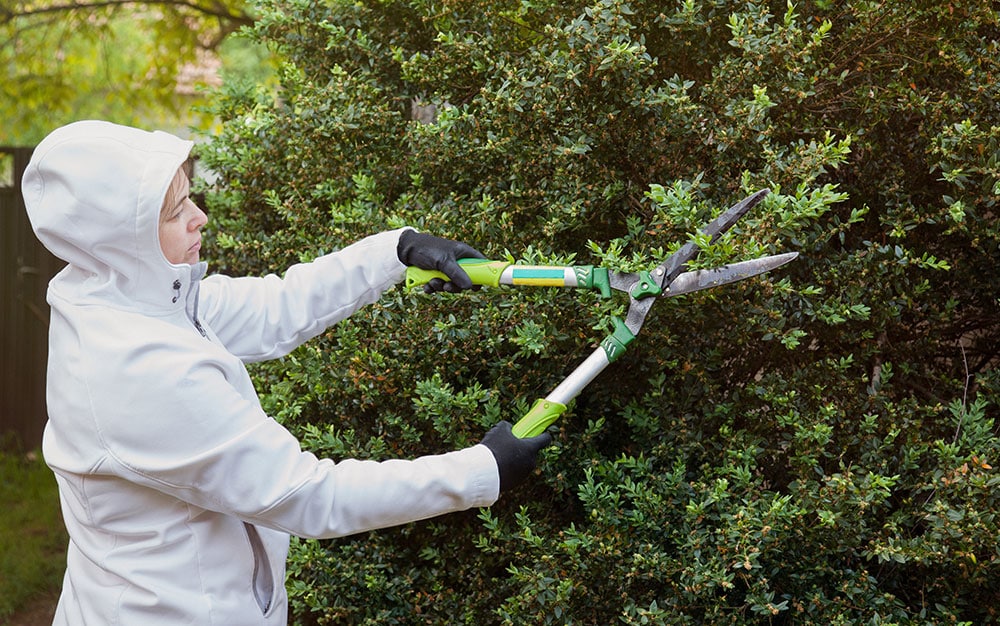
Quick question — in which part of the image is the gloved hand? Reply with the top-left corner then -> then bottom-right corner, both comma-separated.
397,229 -> 486,293
479,421 -> 552,493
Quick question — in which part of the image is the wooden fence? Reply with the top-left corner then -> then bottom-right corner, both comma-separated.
1,146 -> 63,450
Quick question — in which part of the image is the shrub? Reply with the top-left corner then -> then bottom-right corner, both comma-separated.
199,1 -> 1000,623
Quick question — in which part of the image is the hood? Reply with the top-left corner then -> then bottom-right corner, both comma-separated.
22,120 -> 201,311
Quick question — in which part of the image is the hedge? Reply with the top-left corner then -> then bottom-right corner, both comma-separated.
198,1 -> 1000,623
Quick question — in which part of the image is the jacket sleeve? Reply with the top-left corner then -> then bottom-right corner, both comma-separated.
94,353 -> 500,538
199,229 -> 408,363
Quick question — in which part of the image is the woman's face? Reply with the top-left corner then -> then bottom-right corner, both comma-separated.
159,167 -> 208,265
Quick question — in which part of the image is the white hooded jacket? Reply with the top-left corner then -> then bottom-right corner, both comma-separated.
23,121 -> 500,625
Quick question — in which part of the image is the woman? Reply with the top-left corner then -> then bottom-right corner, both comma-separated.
23,120 -> 550,625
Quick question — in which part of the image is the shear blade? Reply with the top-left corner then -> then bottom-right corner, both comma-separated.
655,189 -> 771,288
665,252 -> 798,297
702,188 -> 771,241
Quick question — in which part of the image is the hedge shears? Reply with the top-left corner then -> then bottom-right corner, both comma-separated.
406,189 -> 797,438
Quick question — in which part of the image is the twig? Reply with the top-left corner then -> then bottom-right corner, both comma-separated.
952,340 -> 971,444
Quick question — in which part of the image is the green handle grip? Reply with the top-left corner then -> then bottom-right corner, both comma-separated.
511,398 -> 567,438
405,259 -> 511,290
407,259 -> 614,296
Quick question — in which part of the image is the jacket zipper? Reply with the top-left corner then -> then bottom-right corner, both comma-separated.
175,277 -> 209,339
244,523 -> 275,615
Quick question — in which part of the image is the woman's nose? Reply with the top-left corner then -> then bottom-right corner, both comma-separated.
189,203 -> 208,230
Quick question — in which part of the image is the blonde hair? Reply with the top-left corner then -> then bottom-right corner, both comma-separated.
160,167 -> 189,221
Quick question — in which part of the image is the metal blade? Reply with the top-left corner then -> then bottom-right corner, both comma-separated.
664,252 -> 798,297
607,269 -> 639,294
702,188 -> 771,241
655,189 -> 771,288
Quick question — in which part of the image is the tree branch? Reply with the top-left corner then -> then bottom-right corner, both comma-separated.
2,0 -> 254,28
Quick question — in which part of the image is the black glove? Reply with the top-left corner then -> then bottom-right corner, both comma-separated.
480,421 -> 552,493
397,229 -> 486,293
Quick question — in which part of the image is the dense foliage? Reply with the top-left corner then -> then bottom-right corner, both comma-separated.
198,0 -> 1000,623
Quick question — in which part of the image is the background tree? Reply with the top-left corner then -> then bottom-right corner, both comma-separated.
0,0 -> 261,144
198,0 -> 1000,623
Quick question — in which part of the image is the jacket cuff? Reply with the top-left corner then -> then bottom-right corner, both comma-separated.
469,443 -> 502,504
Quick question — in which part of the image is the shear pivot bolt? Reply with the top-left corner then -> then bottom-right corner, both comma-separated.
630,271 -> 663,299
